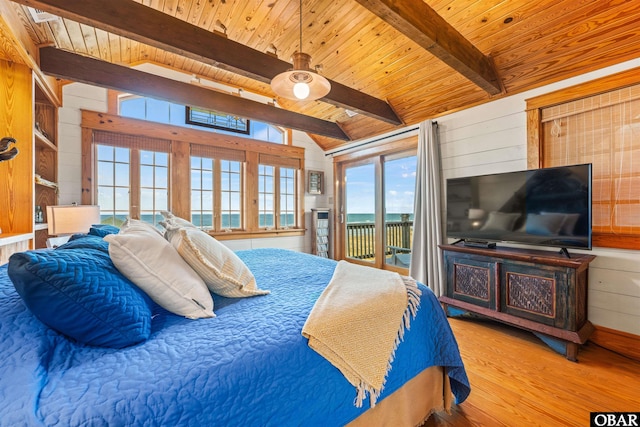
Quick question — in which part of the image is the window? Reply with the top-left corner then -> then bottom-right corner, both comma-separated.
258,154 -> 301,230
82,109 -> 304,239
257,165 -> 296,229
190,156 -> 214,229
119,95 -> 284,144
258,165 -> 274,228
526,69 -> 640,249
96,145 -> 130,226
190,156 -> 244,231
91,131 -> 171,228
186,107 -> 250,135
280,167 -> 296,228
139,150 -> 169,226
220,160 -> 243,230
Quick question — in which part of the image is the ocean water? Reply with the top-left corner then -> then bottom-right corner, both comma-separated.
100,213 -> 293,228
347,213 -> 414,223
100,213 -> 413,227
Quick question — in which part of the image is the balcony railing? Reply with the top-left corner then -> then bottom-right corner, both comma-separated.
346,217 -> 413,265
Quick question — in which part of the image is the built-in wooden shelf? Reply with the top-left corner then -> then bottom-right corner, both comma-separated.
34,223 -> 48,231
34,128 -> 57,151
33,81 -> 59,249
35,179 -> 58,190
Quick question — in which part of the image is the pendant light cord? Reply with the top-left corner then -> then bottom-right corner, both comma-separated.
299,0 -> 302,53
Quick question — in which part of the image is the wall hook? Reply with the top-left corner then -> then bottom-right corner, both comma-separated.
0,137 -> 18,162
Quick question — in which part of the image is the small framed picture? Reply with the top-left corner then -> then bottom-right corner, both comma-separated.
307,170 -> 324,195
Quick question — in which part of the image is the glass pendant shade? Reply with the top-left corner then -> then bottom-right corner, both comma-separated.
271,52 -> 331,101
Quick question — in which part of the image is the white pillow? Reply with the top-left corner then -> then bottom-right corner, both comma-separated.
122,217 -> 165,235
164,225 -> 270,298
480,211 -> 521,231
161,211 -> 197,228
541,212 -> 580,235
524,213 -> 565,235
104,219 -> 214,319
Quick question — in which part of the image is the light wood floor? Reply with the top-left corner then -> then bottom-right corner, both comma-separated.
424,318 -> 640,427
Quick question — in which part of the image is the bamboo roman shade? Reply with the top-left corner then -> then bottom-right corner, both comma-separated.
258,153 -> 301,169
541,85 -> 640,238
190,144 -> 246,162
93,131 -> 170,152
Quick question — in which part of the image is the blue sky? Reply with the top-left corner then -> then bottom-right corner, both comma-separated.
345,156 -> 417,214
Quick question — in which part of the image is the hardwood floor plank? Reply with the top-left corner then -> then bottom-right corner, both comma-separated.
424,318 -> 640,426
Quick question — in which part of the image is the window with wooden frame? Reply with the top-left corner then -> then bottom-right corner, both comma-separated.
94,131 -> 170,228
258,153 -> 301,230
118,94 -> 284,143
190,144 -> 246,231
96,144 -> 130,226
186,106 -> 250,135
190,155 -> 214,229
82,110 -> 304,239
526,68 -> 640,249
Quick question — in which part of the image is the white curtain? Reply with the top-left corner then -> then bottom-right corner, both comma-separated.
409,120 -> 445,296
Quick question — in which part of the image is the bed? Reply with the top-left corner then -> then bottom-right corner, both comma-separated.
0,228 -> 469,426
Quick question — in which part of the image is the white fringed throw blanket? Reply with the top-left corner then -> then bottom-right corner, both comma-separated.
302,260 -> 421,408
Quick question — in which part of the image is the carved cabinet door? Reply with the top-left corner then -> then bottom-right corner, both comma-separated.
445,254 -> 498,310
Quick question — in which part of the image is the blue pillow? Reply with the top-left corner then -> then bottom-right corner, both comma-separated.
8,248 -> 152,348
89,224 -> 120,238
60,234 -> 110,253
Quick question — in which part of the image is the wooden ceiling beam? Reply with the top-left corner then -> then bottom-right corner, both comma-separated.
39,47 -> 350,141
11,0 -> 402,126
355,0 -> 503,96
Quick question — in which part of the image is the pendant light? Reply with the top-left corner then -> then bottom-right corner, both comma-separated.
270,0 -> 331,101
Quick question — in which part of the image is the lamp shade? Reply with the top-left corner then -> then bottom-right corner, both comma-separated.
47,205 -> 101,235
271,52 -> 331,101
468,208 -> 486,220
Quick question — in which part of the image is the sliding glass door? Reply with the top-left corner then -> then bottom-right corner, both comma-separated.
335,140 -> 417,271
383,154 -> 417,268
344,162 -> 378,264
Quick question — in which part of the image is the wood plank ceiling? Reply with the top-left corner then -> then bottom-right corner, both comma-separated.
4,0 -> 640,151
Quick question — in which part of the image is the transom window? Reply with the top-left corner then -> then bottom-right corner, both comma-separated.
119,95 -> 284,144
186,107 -> 250,135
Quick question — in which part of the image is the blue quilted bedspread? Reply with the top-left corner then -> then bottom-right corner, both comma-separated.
0,248 -> 469,426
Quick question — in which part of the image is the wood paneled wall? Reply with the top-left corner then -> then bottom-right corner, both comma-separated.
0,60 -> 33,237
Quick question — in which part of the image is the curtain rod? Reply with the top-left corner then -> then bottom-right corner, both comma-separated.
325,121 -> 437,157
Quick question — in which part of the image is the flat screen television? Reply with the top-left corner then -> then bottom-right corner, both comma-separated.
446,164 -> 592,251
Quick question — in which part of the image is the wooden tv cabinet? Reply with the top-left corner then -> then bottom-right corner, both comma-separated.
439,243 -> 596,361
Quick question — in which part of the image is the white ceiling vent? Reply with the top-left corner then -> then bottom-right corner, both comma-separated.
28,7 -> 60,23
